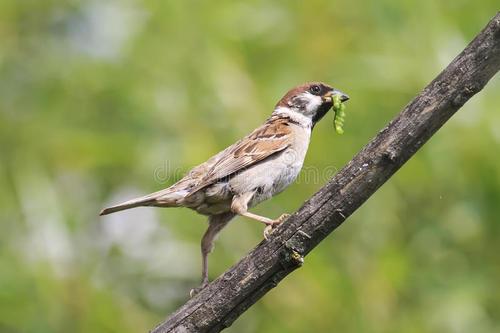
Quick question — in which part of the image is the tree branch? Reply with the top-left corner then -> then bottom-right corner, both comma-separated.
152,13 -> 500,333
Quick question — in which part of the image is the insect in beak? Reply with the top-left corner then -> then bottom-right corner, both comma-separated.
323,90 -> 350,103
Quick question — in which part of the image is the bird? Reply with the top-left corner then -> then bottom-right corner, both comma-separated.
100,82 -> 349,293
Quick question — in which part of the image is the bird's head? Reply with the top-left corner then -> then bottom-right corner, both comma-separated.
273,82 -> 349,127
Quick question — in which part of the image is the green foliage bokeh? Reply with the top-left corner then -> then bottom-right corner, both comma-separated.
1,1 -> 499,332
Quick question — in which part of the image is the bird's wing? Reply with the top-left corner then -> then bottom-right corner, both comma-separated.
189,117 -> 293,193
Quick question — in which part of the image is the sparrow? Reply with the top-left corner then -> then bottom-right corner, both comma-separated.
100,82 -> 349,292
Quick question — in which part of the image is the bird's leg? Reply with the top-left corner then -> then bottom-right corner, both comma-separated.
190,212 -> 234,298
231,193 -> 290,239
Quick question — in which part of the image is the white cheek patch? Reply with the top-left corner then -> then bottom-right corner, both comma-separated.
273,106 -> 313,128
297,92 -> 323,116
273,91 -> 324,127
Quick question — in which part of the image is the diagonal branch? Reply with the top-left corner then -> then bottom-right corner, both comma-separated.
152,13 -> 500,333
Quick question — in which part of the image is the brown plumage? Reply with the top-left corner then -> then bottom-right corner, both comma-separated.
100,82 -> 349,294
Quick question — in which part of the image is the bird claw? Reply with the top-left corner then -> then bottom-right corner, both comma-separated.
263,225 -> 274,240
263,213 -> 291,240
276,213 -> 291,224
189,281 -> 208,298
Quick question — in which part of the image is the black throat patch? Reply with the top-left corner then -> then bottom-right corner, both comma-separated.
312,102 -> 333,125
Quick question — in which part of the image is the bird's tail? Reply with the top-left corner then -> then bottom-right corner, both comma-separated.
99,188 -> 185,216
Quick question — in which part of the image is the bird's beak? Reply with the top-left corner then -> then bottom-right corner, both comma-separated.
323,89 -> 350,103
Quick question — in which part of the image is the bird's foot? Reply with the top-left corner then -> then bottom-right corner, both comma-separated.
263,213 -> 291,240
189,281 -> 209,298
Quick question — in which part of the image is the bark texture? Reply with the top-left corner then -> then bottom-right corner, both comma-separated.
152,13 -> 500,333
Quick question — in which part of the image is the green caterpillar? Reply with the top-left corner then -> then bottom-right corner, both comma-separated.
332,94 -> 347,135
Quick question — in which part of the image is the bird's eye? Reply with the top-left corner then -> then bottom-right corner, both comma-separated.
310,85 -> 321,95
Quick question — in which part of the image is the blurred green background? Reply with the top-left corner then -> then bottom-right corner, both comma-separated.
1,1 -> 499,332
